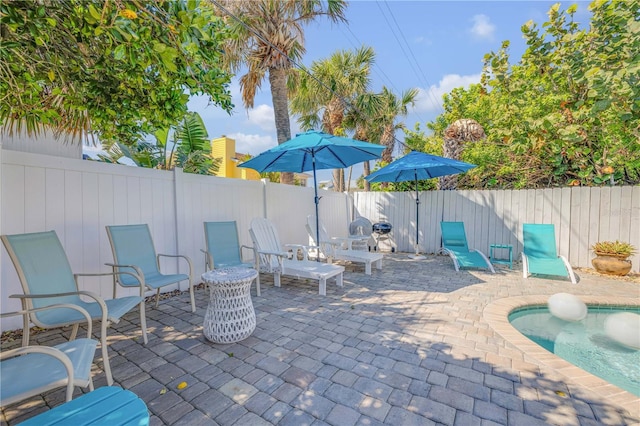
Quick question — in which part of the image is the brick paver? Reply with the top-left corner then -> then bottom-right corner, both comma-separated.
1,254 -> 638,425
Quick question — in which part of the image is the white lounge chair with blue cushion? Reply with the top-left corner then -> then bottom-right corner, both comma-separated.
1,231 -> 144,386
0,305 -> 98,406
106,224 -> 195,313
202,221 -> 254,271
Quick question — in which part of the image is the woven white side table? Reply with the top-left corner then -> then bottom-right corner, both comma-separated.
201,268 -> 258,344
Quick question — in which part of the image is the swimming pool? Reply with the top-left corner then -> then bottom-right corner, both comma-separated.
509,305 -> 640,397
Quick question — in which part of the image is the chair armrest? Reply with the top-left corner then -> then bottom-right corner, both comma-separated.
256,249 -> 289,258
10,290 -> 109,326
0,345 -> 76,402
240,244 -> 254,260
201,249 -> 213,270
104,263 -> 146,297
157,254 -> 193,281
1,304 -> 94,338
284,244 -> 319,262
76,270 -> 142,284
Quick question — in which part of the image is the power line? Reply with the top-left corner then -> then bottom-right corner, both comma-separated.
381,1 -> 444,116
210,0 -> 412,154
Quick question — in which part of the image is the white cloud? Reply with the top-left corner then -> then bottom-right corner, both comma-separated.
413,73 -> 482,112
228,132 -> 276,156
246,104 -> 276,131
469,14 -> 495,40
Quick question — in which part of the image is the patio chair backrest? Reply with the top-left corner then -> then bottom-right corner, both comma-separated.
249,218 -> 282,270
1,231 -> 82,313
306,215 -> 331,245
523,224 -> 558,259
440,222 -> 470,252
204,221 -> 242,268
106,224 -> 159,285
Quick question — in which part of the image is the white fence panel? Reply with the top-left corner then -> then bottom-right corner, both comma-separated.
177,172 -> 265,279
265,181 -> 315,246
354,186 -> 640,273
2,148 -> 639,332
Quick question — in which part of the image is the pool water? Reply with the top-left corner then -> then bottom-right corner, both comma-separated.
509,306 -> 640,396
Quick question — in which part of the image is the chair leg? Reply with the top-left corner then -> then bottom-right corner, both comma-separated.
319,278 -> 327,296
365,261 -> 372,275
189,282 -> 196,313
139,300 -> 148,345
101,320 -> 113,386
22,314 -> 30,347
69,324 -> 79,341
88,377 -> 94,391
154,289 -> 160,308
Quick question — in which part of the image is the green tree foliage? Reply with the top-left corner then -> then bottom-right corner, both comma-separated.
212,0 -> 347,185
426,0 -> 639,189
1,0 -> 233,144
96,111 -> 220,175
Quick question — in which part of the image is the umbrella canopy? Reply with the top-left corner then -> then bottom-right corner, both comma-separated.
366,151 -> 476,257
239,130 -> 384,250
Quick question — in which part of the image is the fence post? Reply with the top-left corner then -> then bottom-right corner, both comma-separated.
173,167 -> 187,289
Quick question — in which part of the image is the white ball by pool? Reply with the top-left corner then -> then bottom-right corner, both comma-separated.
605,312 -> 640,350
547,293 -> 587,322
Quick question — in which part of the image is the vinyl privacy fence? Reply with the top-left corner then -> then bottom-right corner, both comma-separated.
353,186 -> 640,273
1,148 -> 638,330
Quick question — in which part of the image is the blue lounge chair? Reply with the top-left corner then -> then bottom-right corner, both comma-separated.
202,221 -> 254,271
522,224 -> 577,284
1,231 -> 144,386
1,305 -> 97,406
106,224 -> 195,313
440,222 -> 495,273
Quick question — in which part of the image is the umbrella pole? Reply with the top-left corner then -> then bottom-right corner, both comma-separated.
313,154 -> 321,262
409,172 -> 426,260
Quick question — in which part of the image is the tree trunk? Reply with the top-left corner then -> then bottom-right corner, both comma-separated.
269,67 -> 294,185
439,119 -> 486,190
380,124 -> 394,163
363,160 -> 371,191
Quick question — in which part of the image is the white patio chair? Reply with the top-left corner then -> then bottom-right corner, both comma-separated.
249,217 -> 344,296
306,215 -> 383,275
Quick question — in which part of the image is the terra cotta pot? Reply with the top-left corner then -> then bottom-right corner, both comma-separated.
592,254 -> 632,276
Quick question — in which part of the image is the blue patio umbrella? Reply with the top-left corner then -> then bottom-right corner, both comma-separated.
238,130 -> 384,250
366,151 -> 476,258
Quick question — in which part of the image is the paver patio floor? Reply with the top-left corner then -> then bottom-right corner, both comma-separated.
2,253 -> 639,425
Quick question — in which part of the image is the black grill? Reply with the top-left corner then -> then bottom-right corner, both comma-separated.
372,222 -> 392,235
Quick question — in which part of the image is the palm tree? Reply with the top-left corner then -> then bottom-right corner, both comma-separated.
212,0 -> 347,185
377,87 -> 419,164
289,46 -> 375,191
98,112 -> 220,175
343,92 -> 384,191
439,118 -> 485,189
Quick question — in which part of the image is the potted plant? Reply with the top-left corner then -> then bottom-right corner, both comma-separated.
591,241 -> 636,276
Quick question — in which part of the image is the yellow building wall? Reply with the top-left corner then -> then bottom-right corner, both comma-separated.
211,136 -> 260,181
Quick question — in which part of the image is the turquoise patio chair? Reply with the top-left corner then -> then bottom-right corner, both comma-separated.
1,304 -> 97,406
440,222 -> 495,273
522,223 -> 577,284
1,231 -> 144,386
202,221 -> 254,271
106,224 -> 195,313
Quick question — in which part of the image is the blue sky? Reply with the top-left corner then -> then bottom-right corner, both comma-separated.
86,1 -> 592,182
